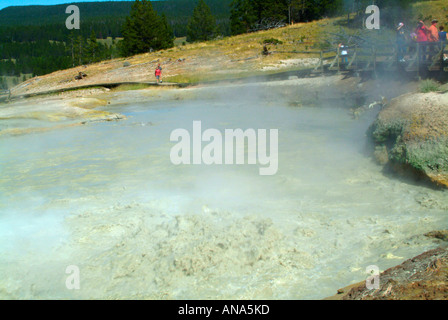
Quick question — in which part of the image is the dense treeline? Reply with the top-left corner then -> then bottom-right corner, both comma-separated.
0,16 -> 230,42
229,0 -> 349,35
229,0 -> 422,35
0,0 -> 232,38
0,19 -> 124,43
0,40 -> 70,76
0,31 -> 120,78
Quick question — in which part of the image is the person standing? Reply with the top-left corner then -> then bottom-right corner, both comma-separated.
440,26 -> 448,62
428,19 -> 440,56
396,22 -> 407,62
439,26 -> 447,42
415,21 -> 429,61
155,63 -> 162,84
428,19 -> 439,42
415,21 -> 428,42
339,43 -> 348,64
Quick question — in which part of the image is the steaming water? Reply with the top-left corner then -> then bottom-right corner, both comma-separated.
0,81 -> 447,299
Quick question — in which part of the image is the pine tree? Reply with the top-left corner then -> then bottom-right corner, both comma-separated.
255,0 -> 288,24
67,31 -> 76,67
159,13 -> 174,49
87,30 -> 99,63
230,0 -> 257,35
75,35 -> 85,66
187,0 -> 217,42
121,0 -> 174,56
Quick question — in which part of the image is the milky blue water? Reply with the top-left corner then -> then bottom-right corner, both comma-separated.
0,83 -> 446,299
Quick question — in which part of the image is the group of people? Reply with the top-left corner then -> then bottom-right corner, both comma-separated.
412,19 -> 446,42
336,19 -> 447,66
397,19 -> 447,62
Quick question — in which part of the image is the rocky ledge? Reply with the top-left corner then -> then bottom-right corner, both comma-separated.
342,246 -> 448,300
369,90 -> 448,187
0,97 -> 125,137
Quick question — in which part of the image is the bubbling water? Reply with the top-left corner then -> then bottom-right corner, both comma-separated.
0,80 -> 446,299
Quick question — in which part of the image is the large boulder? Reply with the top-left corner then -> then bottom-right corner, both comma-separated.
368,91 -> 448,187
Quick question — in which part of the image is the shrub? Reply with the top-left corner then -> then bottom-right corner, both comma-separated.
263,38 -> 283,45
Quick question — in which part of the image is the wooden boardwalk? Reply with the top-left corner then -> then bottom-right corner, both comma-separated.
311,41 -> 448,77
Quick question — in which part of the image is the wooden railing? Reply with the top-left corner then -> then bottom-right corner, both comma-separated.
316,42 -> 448,75
274,42 -> 448,75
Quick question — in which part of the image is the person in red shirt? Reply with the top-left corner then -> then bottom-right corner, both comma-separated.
155,64 -> 162,84
415,21 -> 429,61
415,21 -> 428,42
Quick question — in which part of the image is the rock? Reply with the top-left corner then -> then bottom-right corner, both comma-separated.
368,92 -> 448,187
425,230 -> 448,242
123,61 -> 131,67
341,248 -> 448,300
415,193 -> 448,210
74,72 -> 87,80
373,145 -> 389,165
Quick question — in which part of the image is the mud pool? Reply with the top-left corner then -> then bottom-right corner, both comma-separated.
0,80 -> 447,299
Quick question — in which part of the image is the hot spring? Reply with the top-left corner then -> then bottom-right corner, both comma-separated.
0,77 -> 447,299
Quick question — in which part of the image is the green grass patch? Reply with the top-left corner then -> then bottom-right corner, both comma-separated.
165,64 -> 315,84
174,37 -> 187,46
420,79 -> 440,93
112,83 -> 152,91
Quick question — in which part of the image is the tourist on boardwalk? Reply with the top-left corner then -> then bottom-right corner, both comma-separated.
396,22 -> 407,62
339,43 -> 348,65
428,19 -> 439,42
440,26 -> 447,62
415,21 -> 428,42
439,26 -> 447,42
415,21 -> 429,61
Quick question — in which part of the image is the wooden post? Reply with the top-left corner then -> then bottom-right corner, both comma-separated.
396,43 -> 399,63
320,50 -> 324,74
373,46 -> 377,76
440,42 -> 444,73
443,42 -> 447,72
417,42 -> 420,79
337,46 -> 340,73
